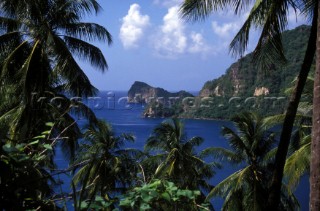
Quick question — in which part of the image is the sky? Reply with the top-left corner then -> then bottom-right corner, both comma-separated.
81,0 -> 307,92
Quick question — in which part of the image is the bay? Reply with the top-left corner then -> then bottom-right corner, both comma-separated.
55,91 -> 309,210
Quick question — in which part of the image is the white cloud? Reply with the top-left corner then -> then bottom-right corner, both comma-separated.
188,32 -> 210,54
153,6 -> 187,58
205,12 -> 251,56
120,4 -> 150,49
153,0 -> 183,8
152,6 -> 211,59
212,21 -> 240,38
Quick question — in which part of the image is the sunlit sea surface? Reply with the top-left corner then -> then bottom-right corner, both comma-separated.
55,91 -> 309,210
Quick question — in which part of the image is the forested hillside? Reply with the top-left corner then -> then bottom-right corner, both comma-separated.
182,25 -> 314,119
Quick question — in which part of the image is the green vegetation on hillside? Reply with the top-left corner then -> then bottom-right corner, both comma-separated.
135,26 -> 314,120
0,0 -> 315,209
182,25 -> 314,119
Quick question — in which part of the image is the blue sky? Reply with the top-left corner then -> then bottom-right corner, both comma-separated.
82,0 -> 307,92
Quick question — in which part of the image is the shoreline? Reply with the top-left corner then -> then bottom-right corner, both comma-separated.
142,115 -> 229,122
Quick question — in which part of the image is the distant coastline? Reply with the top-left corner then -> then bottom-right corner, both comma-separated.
99,25 -> 312,121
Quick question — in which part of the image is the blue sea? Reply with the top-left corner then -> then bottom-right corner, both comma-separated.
55,91 -> 309,210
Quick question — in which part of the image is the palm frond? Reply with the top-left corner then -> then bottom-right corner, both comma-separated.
280,183 -> 300,210
19,42 -> 51,99
64,36 -> 108,70
0,104 -> 22,138
285,76 -> 314,98
180,0 -> 216,22
0,1 -> 24,18
142,154 -> 167,172
69,99 -> 98,125
222,189 -> 244,211
0,16 -> 20,31
222,126 -> 250,156
206,166 -> 251,200
180,0 -> 254,22
229,0 -> 265,57
154,148 -> 178,177
251,0 -> 293,69
65,0 -> 103,17
2,40 -> 29,78
73,119 -> 139,198
0,32 -> 22,59
145,136 -> 167,152
52,35 -> 97,97
183,136 -> 203,153
63,22 -> 112,44
284,135 -> 310,189
201,147 -> 243,164
299,0 -> 317,19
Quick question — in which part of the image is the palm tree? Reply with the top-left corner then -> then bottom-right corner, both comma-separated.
144,118 -> 217,205
180,0 -> 318,208
310,1 -> 320,209
284,132 -> 311,189
72,120 -> 139,209
205,112 -> 298,210
264,102 -> 312,191
0,0 -> 112,156
263,76 -> 313,190
0,1 -> 113,208
0,0 -> 111,96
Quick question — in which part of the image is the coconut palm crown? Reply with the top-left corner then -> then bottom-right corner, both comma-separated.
204,112 -> 298,210
0,0 -> 112,153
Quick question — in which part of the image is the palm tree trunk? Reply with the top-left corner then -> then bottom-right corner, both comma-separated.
267,4 -> 318,209
310,2 -> 320,210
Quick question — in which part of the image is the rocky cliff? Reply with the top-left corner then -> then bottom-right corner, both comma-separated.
127,81 -> 194,118
199,25 -> 312,99
184,25 -> 313,119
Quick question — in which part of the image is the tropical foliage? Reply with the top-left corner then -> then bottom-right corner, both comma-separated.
0,0 -> 111,152
0,0 -> 112,209
0,123 -> 59,209
271,76 -> 313,189
181,25 -> 313,120
119,179 -> 210,211
180,0 -> 319,208
144,119 -> 217,192
0,0 -> 316,210
204,112 -> 298,210
72,120 -> 139,209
